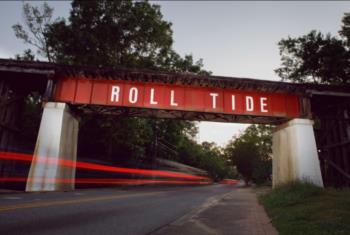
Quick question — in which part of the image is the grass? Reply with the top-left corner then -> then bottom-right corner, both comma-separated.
259,181 -> 350,235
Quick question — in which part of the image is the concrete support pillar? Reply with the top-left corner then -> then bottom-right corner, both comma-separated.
272,118 -> 323,188
26,102 -> 79,192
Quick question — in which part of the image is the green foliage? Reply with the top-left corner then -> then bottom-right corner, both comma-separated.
225,124 -> 273,184
199,142 -> 228,181
46,1 -> 170,68
13,0 -> 211,74
177,140 -> 233,181
260,181 -> 350,235
78,115 -> 153,164
275,13 -> 350,84
155,119 -> 198,161
44,0 -> 211,75
229,140 -> 259,183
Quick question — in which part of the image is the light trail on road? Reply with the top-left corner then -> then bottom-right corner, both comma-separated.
0,151 -> 211,185
0,177 -> 212,185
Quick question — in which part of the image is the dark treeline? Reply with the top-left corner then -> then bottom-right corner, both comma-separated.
275,12 -> 350,84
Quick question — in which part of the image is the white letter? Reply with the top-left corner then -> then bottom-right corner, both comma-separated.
170,90 -> 178,106
150,88 -> 158,105
210,93 -> 219,109
246,96 -> 254,111
129,87 -> 138,104
110,86 -> 120,102
231,95 -> 235,111
260,97 -> 268,112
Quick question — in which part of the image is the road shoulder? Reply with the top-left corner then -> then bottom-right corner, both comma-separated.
150,185 -> 278,235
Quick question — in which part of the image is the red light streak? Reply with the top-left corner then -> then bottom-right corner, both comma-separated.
0,177 -> 211,185
0,151 -> 209,180
219,179 -> 239,185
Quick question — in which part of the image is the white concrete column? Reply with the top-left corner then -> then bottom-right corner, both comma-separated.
26,102 -> 79,192
272,118 -> 323,188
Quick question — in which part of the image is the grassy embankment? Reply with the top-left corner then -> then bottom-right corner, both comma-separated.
259,182 -> 350,235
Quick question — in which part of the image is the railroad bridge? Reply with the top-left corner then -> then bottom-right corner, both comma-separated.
0,59 -> 349,191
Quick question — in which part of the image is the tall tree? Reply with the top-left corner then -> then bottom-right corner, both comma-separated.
225,125 -> 273,185
12,2 -> 57,61
275,13 -> 350,84
46,1 -> 170,68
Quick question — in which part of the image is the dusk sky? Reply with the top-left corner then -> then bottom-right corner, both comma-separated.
0,1 -> 349,146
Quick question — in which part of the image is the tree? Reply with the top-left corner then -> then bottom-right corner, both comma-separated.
177,140 -> 232,181
43,0 -> 211,76
45,1 -> 169,68
13,1 -> 211,73
199,142 -> 228,181
275,13 -> 350,84
15,49 -> 35,61
12,2 -> 57,61
229,140 -> 259,185
225,125 -> 273,185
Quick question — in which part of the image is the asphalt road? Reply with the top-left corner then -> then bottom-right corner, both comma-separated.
0,184 -> 236,235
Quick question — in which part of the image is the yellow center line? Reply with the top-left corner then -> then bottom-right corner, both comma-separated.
0,191 -> 163,212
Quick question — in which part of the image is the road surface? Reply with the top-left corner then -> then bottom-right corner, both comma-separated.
0,184 -> 236,235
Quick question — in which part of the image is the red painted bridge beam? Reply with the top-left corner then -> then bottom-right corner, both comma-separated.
54,77 -> 301,118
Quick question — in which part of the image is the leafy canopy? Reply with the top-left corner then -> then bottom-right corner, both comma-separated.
275,12 -> 350,84
225,125 -> 273,185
